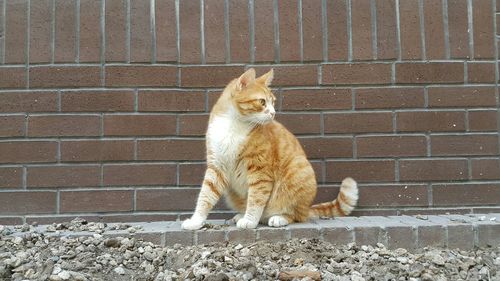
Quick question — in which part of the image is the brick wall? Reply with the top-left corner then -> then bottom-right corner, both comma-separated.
0,0 -> 499,225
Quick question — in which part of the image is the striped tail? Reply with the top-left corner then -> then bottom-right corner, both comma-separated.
310,177 -> 358,218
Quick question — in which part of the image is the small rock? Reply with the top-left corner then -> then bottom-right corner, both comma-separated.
104,238 -> 120,248
57,270 -> 71,280
114,266 -> 126,275
235,244 -> 243,250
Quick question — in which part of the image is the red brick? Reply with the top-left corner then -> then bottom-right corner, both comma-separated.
276,113 -> 321,135
136,189 -> 203,211
61,90 -> 135,112
399,0 -> 422,59
54,0 -> 76,62
327,0 -> 348,61
399,159 -> 468,181
473,0 -> 495,58
29,0 -> 51,63
468,110 -> 498,132
0,217 -> 23,225
28,115 -> 100,137
351,0 -> 373,60
302,0 -> 323,61
27,165 -> 100,188
376,0 -> 398,59
103,164 -> 176,186
138,90 -> 205,112
0,91 -> 57,112
60,140 -> 134,162
324,112 -> 393,133
471,159 -> 500,180
105,0 -> 127,62
179,163 -> 205,186
105,65 -> 177,87
395,62 -> 464,84
322,63 -> 392,85
60,190 -> 133,212
298,137 -> 353,159
5,0 -> 27,63
357,136 -> 427,157
0,141 -> 57,164
423,0 -> 445,59
0,167 -> 23,189
0,192 -> 56,215
30,66 -> 101,88
431,135 -> 498,156
396,111 -> 466,132
104,115 -> 176,136
254,65 -> 318,86
204,0 -> 226,63
130,0 -> 151,62
178,114 -> 209,136
0,67 -> 27,88
281,88 -> 351,111
180,66 -> 244,87
467,62 -> 496,83
179,0 -> 201,63
325,160 -> 395,183
79,0 -> 101,62
355,87 -> 425,109
432,183 -> 500,206
428,86 -> 497,107
0,115 -> 25,137
254,0 -> 275,62
278,0 -> 300,61
229,0 -> 250,62
357,184 -> 428,207
137,139 -> 205,161
447,0 -> 469,58
155,0 -> 177,62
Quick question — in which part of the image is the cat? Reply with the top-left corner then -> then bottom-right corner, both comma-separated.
181,68 -> 358,230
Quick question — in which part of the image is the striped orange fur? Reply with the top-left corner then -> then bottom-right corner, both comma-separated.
181,69 -> 359,230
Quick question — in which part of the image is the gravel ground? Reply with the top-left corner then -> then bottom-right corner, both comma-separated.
1,219 -> 499,281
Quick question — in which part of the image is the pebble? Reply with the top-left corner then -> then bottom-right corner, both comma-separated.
57,270 -> 71,280
114,266 -> 125,275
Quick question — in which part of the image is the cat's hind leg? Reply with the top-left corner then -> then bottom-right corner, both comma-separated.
268,215 -> 292,227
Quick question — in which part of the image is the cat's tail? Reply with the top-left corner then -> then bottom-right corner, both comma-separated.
309,177 -> 358,218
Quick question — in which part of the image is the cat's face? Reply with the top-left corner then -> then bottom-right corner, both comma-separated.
232,69 -> 276,124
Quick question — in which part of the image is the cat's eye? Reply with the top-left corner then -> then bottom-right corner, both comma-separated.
259,99 -> 266,106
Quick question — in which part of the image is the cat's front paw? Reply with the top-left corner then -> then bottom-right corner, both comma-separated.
236,217 -> 258,229
230,213 -> 244,224
182,217 -> 204,230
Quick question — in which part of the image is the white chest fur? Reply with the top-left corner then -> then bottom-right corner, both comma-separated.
207,115 -> 253,173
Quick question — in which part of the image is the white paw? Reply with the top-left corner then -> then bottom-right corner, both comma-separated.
268,215 -> 289,227
231,213 -> 244,224
236,217 -> 258,229
181,217 -> 204,230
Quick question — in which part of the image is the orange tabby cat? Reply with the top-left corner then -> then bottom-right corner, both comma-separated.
181,68 -> 358,230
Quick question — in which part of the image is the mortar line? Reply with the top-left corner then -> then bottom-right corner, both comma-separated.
56,190 -> 60,214
492,0 -> 500,156
394,159 -> 400,182
126,0 -> 130,63
1,0 -> 6,64
442,0 -> 450,59
467,158 -> 472,180
467,0 -> 474,59
100,0 -> 105,85
273,0 -> 280,63
371,0 -> 377,60
249,0 -> 255,63
395,0 -> 401,61
26,0 -> 30,89
22,166 -> 27,190
50,0 -> 56,64
224,0 -> 230,63
298,0 -> 303,62
321,0 -> 327,62
175,0 -> 180,62
464,61 -> 468,83
75,0 -> 80,63
150,0 -> 156,63
464,109 -> 470,132
418,0 -> 426,60
200,0 -> 205,64
347,0 -> 352,61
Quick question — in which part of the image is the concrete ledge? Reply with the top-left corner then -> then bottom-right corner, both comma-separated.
5,213 -> 500,250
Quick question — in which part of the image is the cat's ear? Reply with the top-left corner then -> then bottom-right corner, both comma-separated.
256,69 -> 274,87
236,68 -> 256,91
